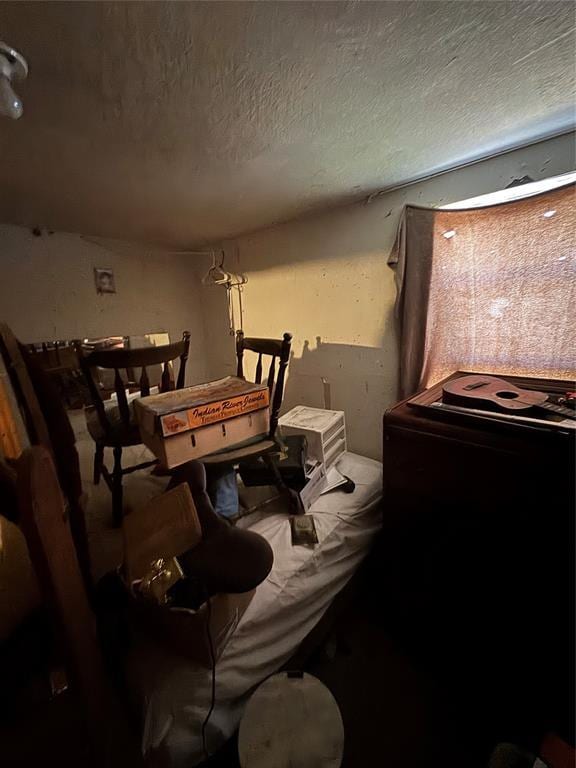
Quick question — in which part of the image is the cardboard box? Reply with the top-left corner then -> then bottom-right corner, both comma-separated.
139,408 -> 270,469
135,376 -> 269,437
134,376 -> 270,468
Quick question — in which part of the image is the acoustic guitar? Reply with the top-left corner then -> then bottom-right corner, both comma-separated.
443,375 -> 576,421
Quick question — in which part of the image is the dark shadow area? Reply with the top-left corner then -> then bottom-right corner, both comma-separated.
279,333 -> 398,460
203,545 -> 489,768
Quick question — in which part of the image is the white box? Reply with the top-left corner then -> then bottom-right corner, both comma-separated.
279,406 -> 347,469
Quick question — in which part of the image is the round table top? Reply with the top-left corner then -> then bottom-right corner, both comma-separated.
238,672 -> 344,768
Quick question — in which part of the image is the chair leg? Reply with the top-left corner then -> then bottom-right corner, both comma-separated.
93,443 -> 104,485
263,454 -> 302,514
112,446 -> 124,526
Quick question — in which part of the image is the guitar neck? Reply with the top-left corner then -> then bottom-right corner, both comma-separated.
537,401 -> 576,421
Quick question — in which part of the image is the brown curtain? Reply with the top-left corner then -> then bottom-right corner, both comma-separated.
388,184 -> 576,398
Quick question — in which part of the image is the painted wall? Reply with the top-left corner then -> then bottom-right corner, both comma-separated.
200,134 -> 575,460
0,225 -> 208,383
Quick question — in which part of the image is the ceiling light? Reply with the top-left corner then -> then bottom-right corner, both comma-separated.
543,210 -> 556,218
0,41 -> 28,120
443,230 -> 456,239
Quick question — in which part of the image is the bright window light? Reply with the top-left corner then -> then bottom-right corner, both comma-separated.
439,171 -> 576,210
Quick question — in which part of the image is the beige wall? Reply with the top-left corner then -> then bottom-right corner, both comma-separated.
0,225 -> 208,383
200,134 -> 575,460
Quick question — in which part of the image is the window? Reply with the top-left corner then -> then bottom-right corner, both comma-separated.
424,182 -> 575,388
440,171 -> 576,210
389,180 -> 575,397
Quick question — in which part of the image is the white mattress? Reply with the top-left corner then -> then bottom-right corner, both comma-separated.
128,452 -> 383,767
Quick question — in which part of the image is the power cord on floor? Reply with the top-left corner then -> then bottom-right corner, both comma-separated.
201,594 -> 216,761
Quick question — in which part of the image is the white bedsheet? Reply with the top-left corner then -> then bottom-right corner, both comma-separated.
128,452 -> 383,767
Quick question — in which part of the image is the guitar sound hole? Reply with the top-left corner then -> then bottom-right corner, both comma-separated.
496,390 -> 519,400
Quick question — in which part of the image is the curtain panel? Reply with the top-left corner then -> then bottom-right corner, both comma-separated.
388,184 -> 576,399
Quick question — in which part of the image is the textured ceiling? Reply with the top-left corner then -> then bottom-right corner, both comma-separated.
0,1 -> 574,248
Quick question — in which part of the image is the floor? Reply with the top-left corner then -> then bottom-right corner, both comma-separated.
70,408 -> 169,580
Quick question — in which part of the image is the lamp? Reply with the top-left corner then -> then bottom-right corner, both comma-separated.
0,42 -> 28,120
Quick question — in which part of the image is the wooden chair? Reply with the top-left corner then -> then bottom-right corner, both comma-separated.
202,330 -> 292,466
16,445 -> 141,767
202,331 -> 296,511
0,322 -> 92,591
26,339 -> 88,409
77,332 -> 190,524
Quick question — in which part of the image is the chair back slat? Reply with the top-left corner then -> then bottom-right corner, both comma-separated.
176,331 -> 190,389
236,332 -> 245,379
267,356 -> 276,394
114,369 -> 131,426
161,361 -> 174,392
255,353 -> 263,384
76,332 -> 190,440
235,330 -> 292,437
139,366 -> 150,397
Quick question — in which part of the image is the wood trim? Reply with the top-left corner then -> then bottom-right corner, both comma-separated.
0,323 -> 52,452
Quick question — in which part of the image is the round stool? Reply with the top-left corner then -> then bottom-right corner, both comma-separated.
238,672 -> 344,768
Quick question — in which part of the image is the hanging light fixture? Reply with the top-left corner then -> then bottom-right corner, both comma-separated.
0,41 -> 28,119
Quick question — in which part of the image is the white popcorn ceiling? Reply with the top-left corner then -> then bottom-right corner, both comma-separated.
0,1 -> 574,248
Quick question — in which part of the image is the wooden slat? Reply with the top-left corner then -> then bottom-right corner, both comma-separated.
85,340 -> 187,370
270,333 -> 292,437
236,330 -> 245,378
176,331 -> 190,390
161,361 -> 173,392
0,323 -> 52,451
267,356 -> 276,394
139,366 -> 150,397
17,446 -> 143,767
255,353 -> 263,384
0,377 -> 22,459
114,369 -> 131,426
242,337 -> 285,357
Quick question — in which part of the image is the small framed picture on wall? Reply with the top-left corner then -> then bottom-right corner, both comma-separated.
94,267 -> 116,294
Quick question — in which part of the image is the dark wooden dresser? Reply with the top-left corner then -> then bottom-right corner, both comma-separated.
380,374 -> 575,752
